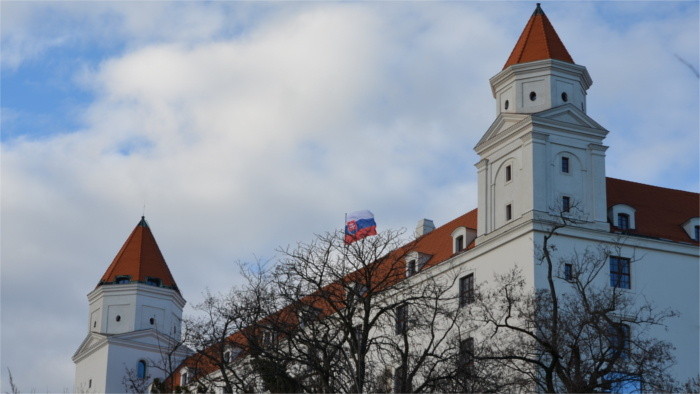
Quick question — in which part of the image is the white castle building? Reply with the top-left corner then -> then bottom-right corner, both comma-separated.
74,4 -> 699,392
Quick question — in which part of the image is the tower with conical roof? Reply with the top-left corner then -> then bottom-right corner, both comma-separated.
73,217 -> 190,393
475,3 -> 609,241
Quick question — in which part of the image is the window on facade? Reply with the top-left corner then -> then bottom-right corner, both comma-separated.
610,257 -> 631,289
561,157 -> 570,173
299,305 -> 321,327
609,323 -> 630,359
180,369 -> 190,386
145,277 -> 161,287
393,365 -> 411,393
224,350 -> 232,363
505,165 -> 512,182
149,317 -> 155,325
564,263 -> 573,282
88,379 -> 92,389
506,204 -> 512,221
695,225 -> 699,241
455,235 -> 465,252
562,196 -> 571,212
262,330 -> 275,347
406,260 -> 416,277
137,360 -> 147,379
458,338 -> 475,380
617,213 -> 630,230
395,304 -> 408,335
459,274 -> 475,307
115,275 -> 130,284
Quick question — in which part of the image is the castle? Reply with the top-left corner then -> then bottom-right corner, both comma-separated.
74,4 -> 699,392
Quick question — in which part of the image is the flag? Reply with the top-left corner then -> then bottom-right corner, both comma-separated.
345,210 -> 377,244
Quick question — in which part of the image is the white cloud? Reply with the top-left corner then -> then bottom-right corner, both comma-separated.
1,2 -> 698,392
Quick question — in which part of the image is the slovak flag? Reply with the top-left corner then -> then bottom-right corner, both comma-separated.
345,210 -> 377,244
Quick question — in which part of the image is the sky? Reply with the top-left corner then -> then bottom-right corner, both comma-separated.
1,1 -> 698,392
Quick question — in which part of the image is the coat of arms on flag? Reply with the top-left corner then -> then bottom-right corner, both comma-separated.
345,210 -> 377,244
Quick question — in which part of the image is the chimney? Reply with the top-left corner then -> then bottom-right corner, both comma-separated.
415,219 -> 435,237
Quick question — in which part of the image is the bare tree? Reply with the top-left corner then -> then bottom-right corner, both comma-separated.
471,212 -> 678,392
181,229 -> 470,393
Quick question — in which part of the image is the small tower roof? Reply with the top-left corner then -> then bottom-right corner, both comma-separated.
503,3 -> 574,69
98,216 -> 179,292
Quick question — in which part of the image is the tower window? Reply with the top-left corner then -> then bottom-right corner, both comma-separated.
505,165 -> 512,182
137,360 -> 147,379
617,213 -> 630,230
145,277 -> 161,287
116,315 -> 121,322
561,157 -> 570,173
610,257 -> 631,289
529,91 -> 537,101
506,204 -> 512,221
93,321 -> 96,328
561,92 -> 568,102
89,379 -> 92,389
695,225 -> 699,241
562,196 -> 571,212
149,318 -> 155,325
115,275 -> 130,284
504,100 -> 509,110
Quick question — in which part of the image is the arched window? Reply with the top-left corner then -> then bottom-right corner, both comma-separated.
137,360 -> 147,379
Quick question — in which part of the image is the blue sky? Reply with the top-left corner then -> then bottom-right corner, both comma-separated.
1,1 -> 698,392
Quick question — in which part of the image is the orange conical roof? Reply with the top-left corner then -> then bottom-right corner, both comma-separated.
98,217 -> 179,292
503,3 -> 574,69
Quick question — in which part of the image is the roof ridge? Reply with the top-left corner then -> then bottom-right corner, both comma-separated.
606,177 -> 699,195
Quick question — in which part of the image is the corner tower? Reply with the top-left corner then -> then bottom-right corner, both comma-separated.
73,217 -> 189,393
475,4 -> 609,242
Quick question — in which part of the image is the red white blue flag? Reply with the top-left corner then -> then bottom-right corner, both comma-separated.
345,210 -> 377,244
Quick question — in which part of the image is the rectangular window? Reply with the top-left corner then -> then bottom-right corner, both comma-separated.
694,225 -> 699,241
617,213 -> 630,230
455,235 -> 464,252
564,263 -> 573,281
458,338 -> 474,380
395,304 -> 408,335
406,260 -> 416,277
506,204 -> 512,221
505,165 -> 512,182
610,257 -> 631,289
609,323 -> 630,359
562,196 -> 571,212
561,157 -> 570,173
459,274 -> 474,307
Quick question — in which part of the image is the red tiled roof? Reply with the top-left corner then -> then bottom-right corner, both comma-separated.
98,217 -> 179,292
607,178 -> 699,244
503,3 -> 574,69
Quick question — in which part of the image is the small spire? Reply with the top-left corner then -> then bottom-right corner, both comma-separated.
533,3 -> 544,16
138,216 -> 148,227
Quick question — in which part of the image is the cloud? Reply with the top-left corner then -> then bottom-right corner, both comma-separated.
1,2 -> 698,392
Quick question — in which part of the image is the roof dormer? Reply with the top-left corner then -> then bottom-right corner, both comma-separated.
608,204 -> 636,231
451,227 -> 476,254
682,218 -> 700,241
